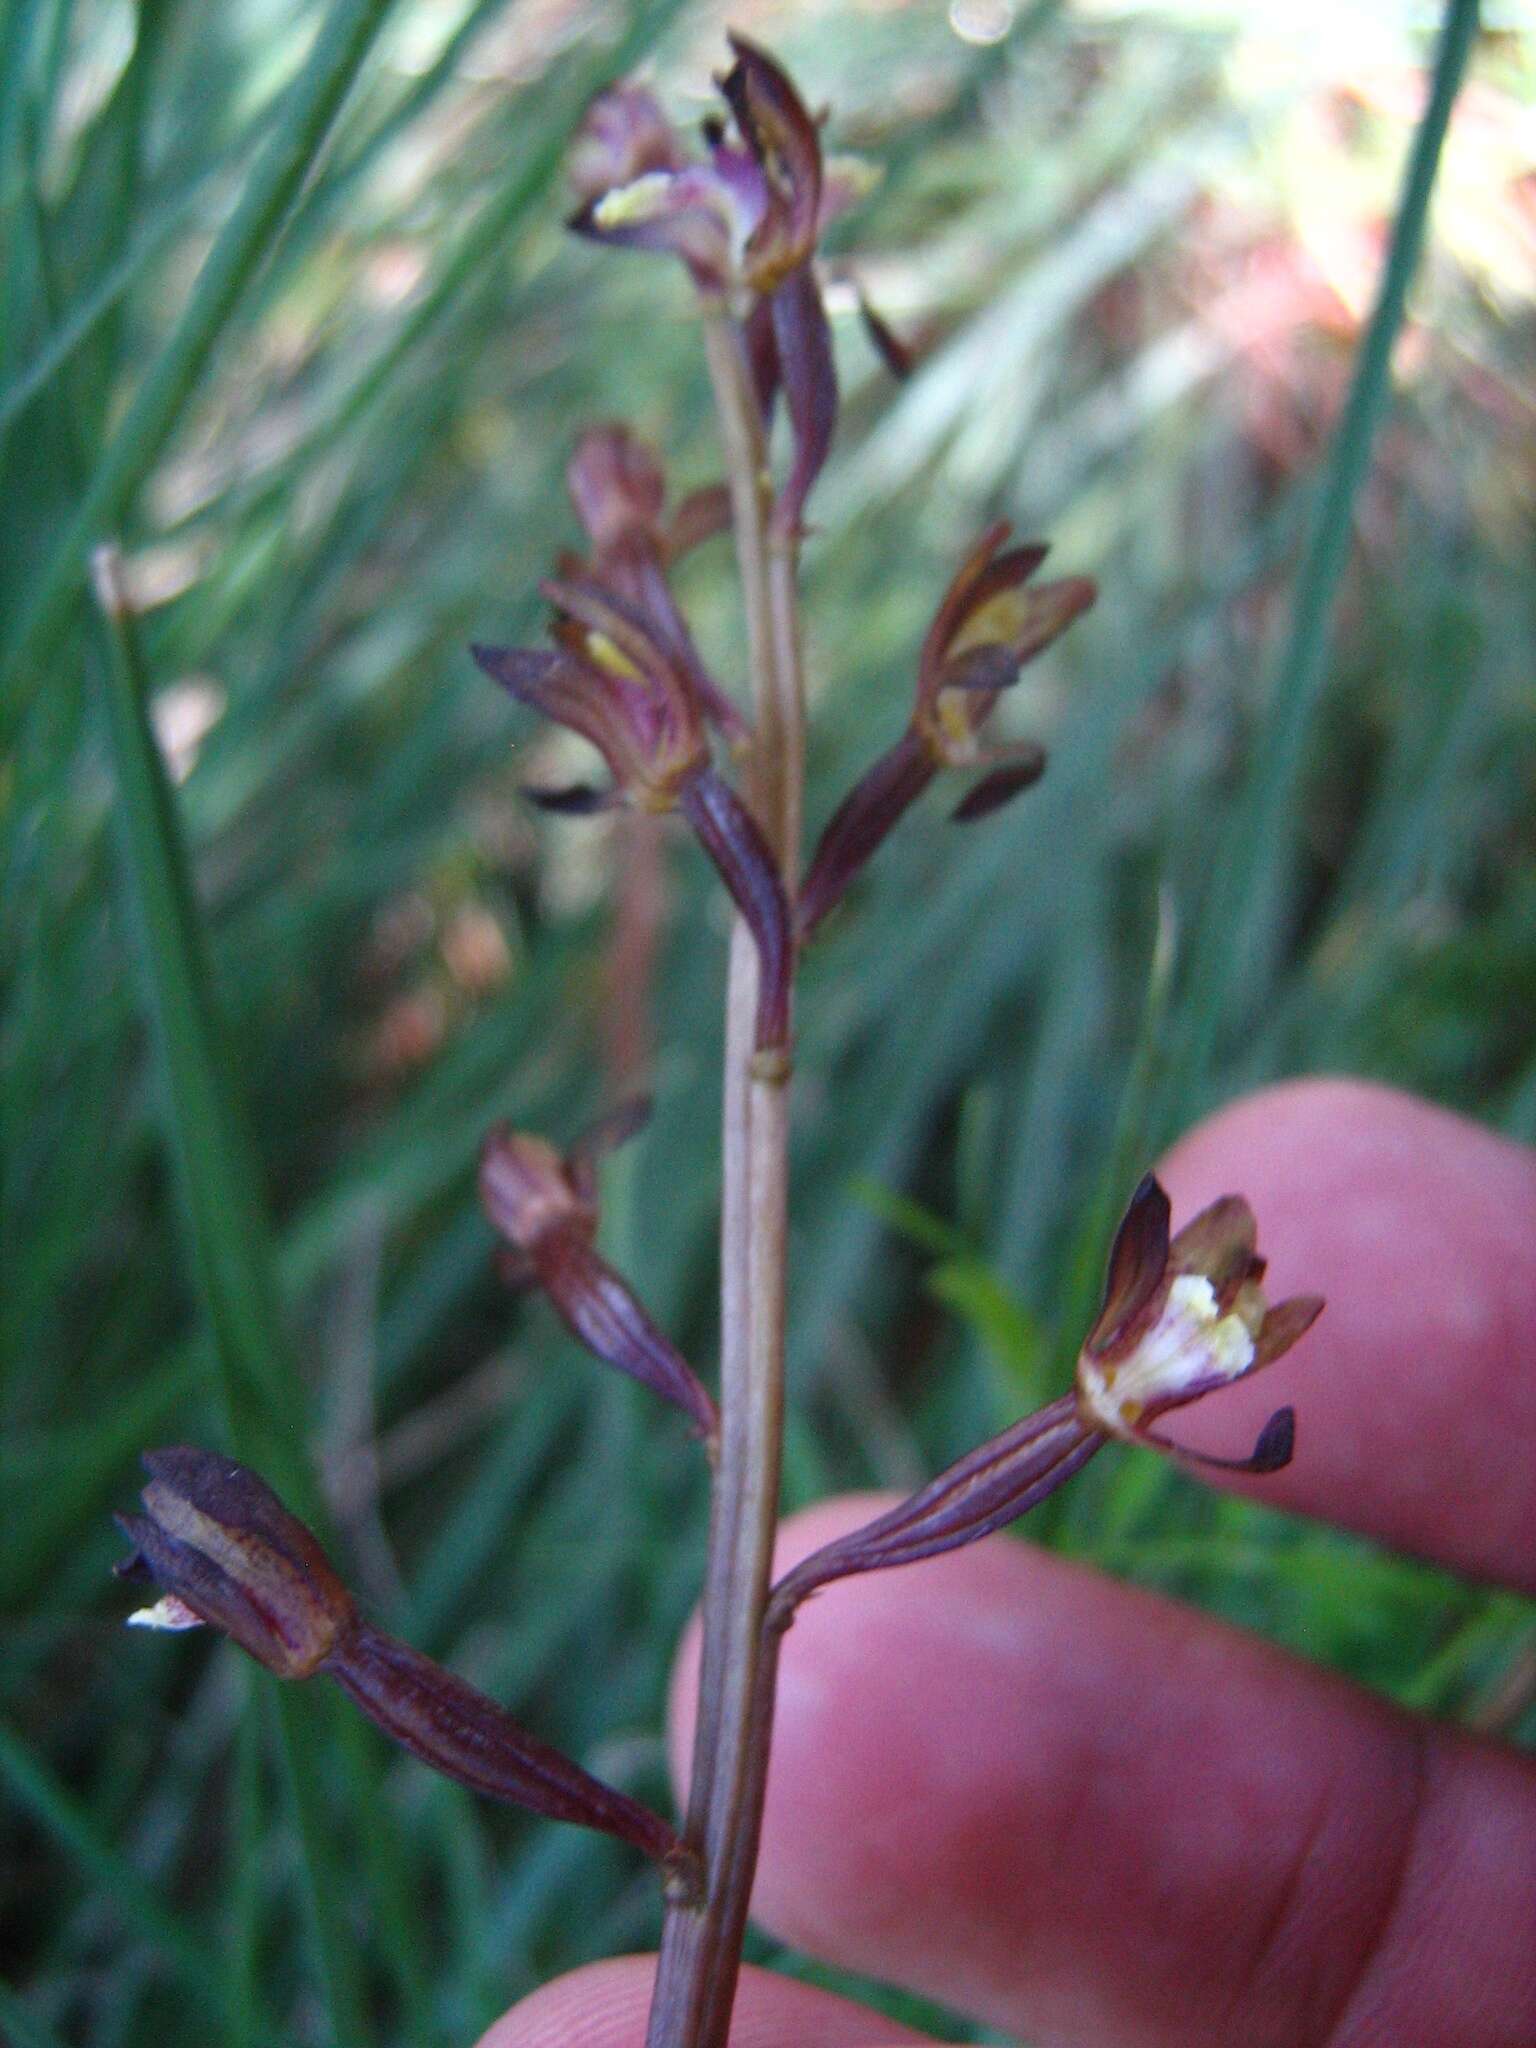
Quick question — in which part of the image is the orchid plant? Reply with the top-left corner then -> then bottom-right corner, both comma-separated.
116,37 -> 1321,2048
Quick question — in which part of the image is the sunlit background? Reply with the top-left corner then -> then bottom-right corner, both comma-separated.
4,1 -> 1534,2041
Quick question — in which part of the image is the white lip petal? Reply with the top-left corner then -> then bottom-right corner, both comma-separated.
1080,1273 -> 1257,1433
127,1594 -> 206,1632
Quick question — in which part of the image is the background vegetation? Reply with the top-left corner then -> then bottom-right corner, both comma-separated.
3,0 -> 1533,2041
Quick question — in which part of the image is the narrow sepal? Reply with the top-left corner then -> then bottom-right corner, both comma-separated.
471,642 -> 569,708
1139,1405 -> 1296,1475
667,483 -> 733,558
1010,575 -> 1098,665
678,768 -> 792,1052
1086,1174 -> 1171,1358
534,1234 -> 718,1438
797,729 -> 936,939
720,33 -> 823,280
610,545 -> 747,739
771,261 -> 838,535
328,1622 -> 679,1862
951,749 -> 1047,823
771,1396 -> 1099,1619
1253,1295 -> 1325,1368
524,783 -> 619,815
855,287 -> 915,379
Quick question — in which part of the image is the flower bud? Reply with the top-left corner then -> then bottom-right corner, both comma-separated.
117,1449 -> 686,1866
480,1109 -> 718,1437
115,1447 -> 356,1679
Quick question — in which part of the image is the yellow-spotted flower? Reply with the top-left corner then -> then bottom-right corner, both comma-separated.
571,37 -> 838,535
1075,1174 -> 1322,1461
797,524 -> 1097,937
472,581 -> 791,1051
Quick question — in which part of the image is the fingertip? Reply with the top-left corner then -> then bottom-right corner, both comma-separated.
476,1953 -> 937,2046
1159,1076 -> 1536,1589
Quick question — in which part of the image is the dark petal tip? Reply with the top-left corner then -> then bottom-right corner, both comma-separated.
1143,1404 -> 1296,1475
950,751 -> 1047,824
523,782 -> 618,815
1248,1405 -> 1296,1474
856,290 -> 915,380
1087,1173 -> 1172,1356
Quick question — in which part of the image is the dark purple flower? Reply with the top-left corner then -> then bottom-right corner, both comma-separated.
798,524 -> 1096,937
564,424 -> 744,742
116,1449 -> 682,1864
570,38 -> 841,533
478,1106 -> 718,1439
1074,1175 -> 1322,1465
474,581 -> 792,1050
117,1447 -> 354,1678
770,1179 -> 1319,1620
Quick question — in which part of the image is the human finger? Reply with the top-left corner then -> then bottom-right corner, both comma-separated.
1156,1076 -> 1536,1590
669,1496 -> 1536,2048
476,1952 -> 938,2047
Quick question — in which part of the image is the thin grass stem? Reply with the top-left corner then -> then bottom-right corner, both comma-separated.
1161,0 -> 1481,1121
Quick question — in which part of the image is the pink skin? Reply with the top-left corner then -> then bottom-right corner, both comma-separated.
481,1078 -> 1536,2048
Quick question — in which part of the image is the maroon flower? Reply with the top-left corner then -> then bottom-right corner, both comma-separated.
798,524 -> 1097,937
770,1178 -> 1319,1619
116,1449 -> 681,1864
571,37 -> 839,534
473,582 -> 792,1050
564,424 -> 742,742
117,1447 -> 354,1678
1074,1175 -> 1322,1463
478,1103 -> 717,1440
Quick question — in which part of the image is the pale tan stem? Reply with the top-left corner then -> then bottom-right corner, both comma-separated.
646,307 -> 804,2048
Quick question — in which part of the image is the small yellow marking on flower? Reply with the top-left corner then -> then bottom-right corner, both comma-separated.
934,692 -> 981,756
949,589 -> 1028,657
1080,1274 -> 1257,1436
584,631 -> 643,680
591,173 -> 674,229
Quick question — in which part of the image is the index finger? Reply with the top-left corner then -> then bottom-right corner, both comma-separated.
1158,1076 -> 1536,1592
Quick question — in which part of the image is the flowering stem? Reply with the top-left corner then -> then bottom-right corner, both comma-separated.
646,307 -> 802,2047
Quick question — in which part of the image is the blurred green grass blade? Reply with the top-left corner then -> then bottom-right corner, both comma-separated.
229,1679 -> 265,2048
0,0 -> 402,721
90,548 -> 301,1483
0,156 -> 227,436
271,1687 -> 373,2048
334,1707 -> 438,2042
0,1977 -> 71,2048
1161,0 -> 1481,1121
0,1716 -> 279,2038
